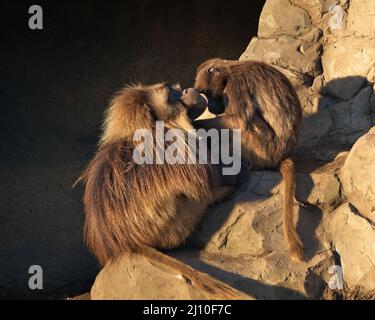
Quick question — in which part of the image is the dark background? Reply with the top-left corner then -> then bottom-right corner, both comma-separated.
0,0 -> 265,299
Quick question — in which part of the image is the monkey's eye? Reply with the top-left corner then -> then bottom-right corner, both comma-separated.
207,67 -> 219,75
168,88 -> 182,103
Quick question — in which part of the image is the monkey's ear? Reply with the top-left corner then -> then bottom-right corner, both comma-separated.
207,67 -> 219,75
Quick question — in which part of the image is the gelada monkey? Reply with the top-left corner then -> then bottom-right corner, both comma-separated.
76,82 -> 249,299
193,58 -> 304,261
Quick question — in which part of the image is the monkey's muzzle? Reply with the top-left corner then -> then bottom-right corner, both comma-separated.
181,88 -> 208,120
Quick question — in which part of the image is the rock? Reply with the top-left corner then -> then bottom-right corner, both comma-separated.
341,127 -> 375,223
241,0 -> 375,149
240,36 -> 321,76
193,189 -> 290,259
295,161 -> 343,210
91,253 -> 251,300
322,38 -> 375,100
68,293 -> 91,300
192,194 -> 268,257
303,250 -> 340,299
311,75 -> 324,93
237,154 -> 343,210
258,0 -> 312,38
193,166 -> 336,258
347,0 -> 375,37
171,248 -> 337,300
325,204 -> 375,291
91,253 -> 207,299
326,87 -> 373,144
298,97 -> 333,146
291,0 -> 340,29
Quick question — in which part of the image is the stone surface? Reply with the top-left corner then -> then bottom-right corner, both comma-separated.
324,204 -> 375,291
291,0 -> 339,28
174,249 -> 337,300
91,253 -> 252,300
298,96 -> 333,146
68,293 -> 91,300
326,87 -> 373,144
341,127 -> 375,223
347,0 -> 375,37
91,253 -> 209,299
241,0 -> 375,148
258,0 -> 312,38
241,36 -> 321,76
242,154 -> 343,209
322,39 -> 375,100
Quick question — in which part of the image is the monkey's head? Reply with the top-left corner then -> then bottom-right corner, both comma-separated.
194,58 -> 232,98
194,59 -> 233,114
100,83 -> 198,145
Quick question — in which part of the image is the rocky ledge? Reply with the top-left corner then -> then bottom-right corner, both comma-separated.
90,0 -> 375,300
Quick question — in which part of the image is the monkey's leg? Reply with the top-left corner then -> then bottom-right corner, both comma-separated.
139,246 -> 251,300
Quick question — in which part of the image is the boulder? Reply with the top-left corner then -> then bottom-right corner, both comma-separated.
91,253 -> 251,300
241,0 -> 375,150
298,97 -> 333,146
341,127 -> 375,223
290,0 -> 340,28
258,0 -> 312,38
325,204 -> 375,291
235,154 -> 343,210
241,36 -> 321,76
326,87 -> 373,144
322,38 -> 375,100
347,0 -> 375,37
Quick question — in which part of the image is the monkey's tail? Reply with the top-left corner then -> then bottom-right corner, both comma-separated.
139,246 -> 251,300
279,158 -> 304,262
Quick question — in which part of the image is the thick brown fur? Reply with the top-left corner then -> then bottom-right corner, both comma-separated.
194,58 -> 304,261
76,83 -> 248,299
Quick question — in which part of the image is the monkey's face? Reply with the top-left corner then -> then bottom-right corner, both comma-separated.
147,83 -> 186,121
145,83 -> 197,131
194,59 -> 228,99
100,83 -> 195,145
194,59 -> 229,114
154,84 -> 209,122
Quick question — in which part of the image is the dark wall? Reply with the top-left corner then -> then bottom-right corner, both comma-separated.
0,0 -> 264,298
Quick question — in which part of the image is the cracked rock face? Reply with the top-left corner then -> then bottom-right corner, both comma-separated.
324,203 -> 375,291
91,0 -> 375,300
241,0 -> 375,149
341,127 -> 375,223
